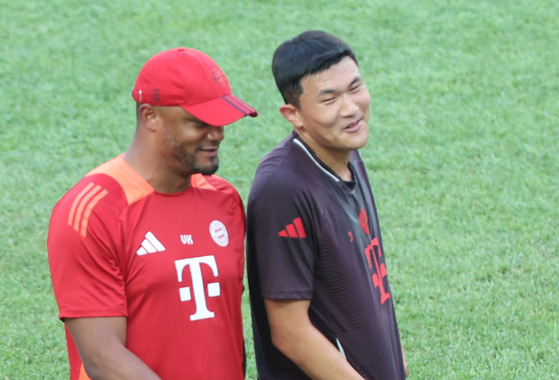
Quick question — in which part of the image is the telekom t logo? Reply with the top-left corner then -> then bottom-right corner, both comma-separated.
364,237 -> 391,305
175,255 -> 220,321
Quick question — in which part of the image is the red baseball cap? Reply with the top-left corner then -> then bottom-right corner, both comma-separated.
131,47 -> 257,126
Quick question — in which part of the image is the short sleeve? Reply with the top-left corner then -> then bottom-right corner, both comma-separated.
247,175 -> 318,300
48,182 -> 127,319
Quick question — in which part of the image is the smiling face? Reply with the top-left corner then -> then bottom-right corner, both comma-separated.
281,57 -> 371,169
156,106 -> 225,176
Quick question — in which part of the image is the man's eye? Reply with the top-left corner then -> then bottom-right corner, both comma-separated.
194,121 -> 210,129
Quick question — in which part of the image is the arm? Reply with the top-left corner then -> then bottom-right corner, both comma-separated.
402,344 -> 409,377
265,299 -> 364,380
65,317 -> 161,380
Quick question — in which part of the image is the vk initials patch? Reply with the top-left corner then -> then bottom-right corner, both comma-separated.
180,234 -> 194,245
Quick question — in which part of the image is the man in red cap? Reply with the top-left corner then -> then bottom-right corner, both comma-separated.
48,47 -> 257,380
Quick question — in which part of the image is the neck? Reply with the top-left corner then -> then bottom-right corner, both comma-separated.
322,155 -> 352,181
296,136 -> 353,181
124,144 -> 191,194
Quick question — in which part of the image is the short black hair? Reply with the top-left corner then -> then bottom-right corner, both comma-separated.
272,30 -> 357,108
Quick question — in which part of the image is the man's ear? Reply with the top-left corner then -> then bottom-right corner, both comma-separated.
139,104 -> 159,132
279,104 -> 303,130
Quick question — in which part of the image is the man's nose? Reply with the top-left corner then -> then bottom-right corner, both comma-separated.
340,93 -> 360,116
207,126 -> 225,141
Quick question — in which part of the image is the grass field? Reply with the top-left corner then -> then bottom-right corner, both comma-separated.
1,0 -> 557,379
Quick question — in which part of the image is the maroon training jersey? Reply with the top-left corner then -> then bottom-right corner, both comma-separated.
48,155 -> 246,380
247,133 -> 405,379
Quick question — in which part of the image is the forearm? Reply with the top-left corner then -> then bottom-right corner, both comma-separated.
273,324 -> 364,380
401,344 -> 409,377
65,317 -> 161,380
81,344 -> 161,380
265,299 -> 364,380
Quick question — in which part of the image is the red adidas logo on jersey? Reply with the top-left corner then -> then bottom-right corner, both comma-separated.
278,217 -> 306,238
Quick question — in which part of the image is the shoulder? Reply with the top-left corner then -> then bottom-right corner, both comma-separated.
190,174 -> 244,220
50,155 -> 154,238
350,150 -> 365,167
350,150 -> 371,179
252,135 -> 319,194
192,173 -> 236,192
248,138 -> 326,222
85,154 -> 154,204
191,173 -> 241,201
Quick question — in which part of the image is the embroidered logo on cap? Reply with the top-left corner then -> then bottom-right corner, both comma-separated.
211,68 -> 228,86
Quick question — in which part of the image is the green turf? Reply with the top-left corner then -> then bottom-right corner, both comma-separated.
1,0 -> 557,378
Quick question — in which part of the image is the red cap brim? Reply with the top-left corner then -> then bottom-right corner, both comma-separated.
183,94 -> 258,127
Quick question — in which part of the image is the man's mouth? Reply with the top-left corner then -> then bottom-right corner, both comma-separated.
199,146 -> 219,156
344,119 -> 362,133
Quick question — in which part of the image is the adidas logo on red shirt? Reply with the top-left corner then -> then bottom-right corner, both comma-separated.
278,217 -> 306,238
137,231 -> 166,255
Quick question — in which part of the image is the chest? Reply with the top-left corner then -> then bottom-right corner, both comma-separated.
314,181 -> 388,286
115,192 -> 244,316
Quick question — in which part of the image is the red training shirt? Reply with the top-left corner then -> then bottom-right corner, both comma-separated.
48,154 -> 246,380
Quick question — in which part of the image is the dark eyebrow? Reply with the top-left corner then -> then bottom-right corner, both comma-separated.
349,76 -> 363,87
317,88 -> 336,98
316,75 -> 363,98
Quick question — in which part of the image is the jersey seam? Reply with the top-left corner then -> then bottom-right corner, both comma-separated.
293,138 -> 340,183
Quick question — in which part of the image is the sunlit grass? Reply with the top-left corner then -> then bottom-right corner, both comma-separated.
1,0 -> 557,378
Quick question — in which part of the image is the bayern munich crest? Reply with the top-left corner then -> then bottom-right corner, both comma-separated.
209,220 -> 229,247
